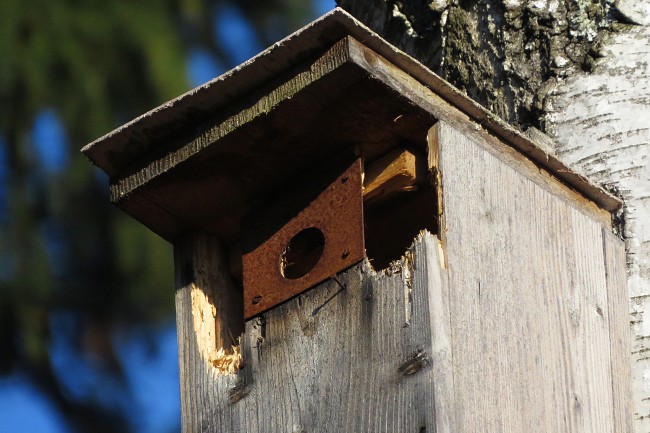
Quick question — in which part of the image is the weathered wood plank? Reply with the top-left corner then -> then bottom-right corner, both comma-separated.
111,38 -> 358,202
174,230 -> 448,432
417,232 -> 456,433
603,230 -> 634,433
434,120 -> 621,433
548,27 -> 649,428
87,33 -> 619,244
173,122 -> 629,433
111,37 -> 436,243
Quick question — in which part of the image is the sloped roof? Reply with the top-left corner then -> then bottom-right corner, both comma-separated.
82,7 -> 620,242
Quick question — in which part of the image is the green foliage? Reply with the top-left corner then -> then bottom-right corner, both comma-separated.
0,0 -> 324,431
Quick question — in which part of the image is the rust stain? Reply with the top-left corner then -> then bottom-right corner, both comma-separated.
242,159 -> 365,318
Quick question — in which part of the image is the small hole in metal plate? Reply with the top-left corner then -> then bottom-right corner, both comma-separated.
281,227 -> 325,279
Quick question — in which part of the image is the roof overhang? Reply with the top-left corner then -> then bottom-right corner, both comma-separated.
82,7 -> 621,243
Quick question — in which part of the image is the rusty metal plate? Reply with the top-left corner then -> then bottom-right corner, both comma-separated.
242,158 -> 365,318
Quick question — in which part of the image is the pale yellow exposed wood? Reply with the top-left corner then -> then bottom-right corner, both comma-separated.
174,233 -> 243,376
363,148 -> 423,204
427,124 -> 445,247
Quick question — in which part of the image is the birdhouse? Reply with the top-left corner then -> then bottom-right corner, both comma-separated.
83,8 -> 632,433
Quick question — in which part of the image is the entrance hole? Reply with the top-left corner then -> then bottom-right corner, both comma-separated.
280,227 -> 325,279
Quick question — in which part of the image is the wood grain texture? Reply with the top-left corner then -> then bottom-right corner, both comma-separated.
175,231 -> 448,432
363,148 -> 423,204
603,229 -> 634,433
173,122 -> 630,432
84,27 -> 619,244
546,24 -> 649,430
174,233 -> 244,375
111,38 -> 356,201
434,120 -> 628,432
110,37 -> 436,243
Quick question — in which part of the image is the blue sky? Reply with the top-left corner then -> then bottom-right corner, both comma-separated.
0,322 -> 180,433
0,376 -> 70,433
0,1 -> 335,432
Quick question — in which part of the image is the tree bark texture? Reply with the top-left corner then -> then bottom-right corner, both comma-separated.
337,0 -> 625,129
337,0 -> 649,430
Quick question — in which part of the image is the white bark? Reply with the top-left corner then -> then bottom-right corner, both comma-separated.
545,8 -> 650,428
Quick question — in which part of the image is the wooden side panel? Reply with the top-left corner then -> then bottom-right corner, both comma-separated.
174,234 -> 244,433
603,230 -> 634,433
435,121 -> 624,433
175,231 -> 451,432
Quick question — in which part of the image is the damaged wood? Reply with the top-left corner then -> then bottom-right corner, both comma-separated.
363,148 -> 426,204
174,233 -> 243,375
81,9 -> 632,433
176,232 -> 446,433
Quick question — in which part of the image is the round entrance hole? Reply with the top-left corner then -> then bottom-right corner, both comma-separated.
280,227 -> 325,279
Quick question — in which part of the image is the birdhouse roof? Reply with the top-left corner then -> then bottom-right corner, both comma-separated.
82,7 -> 621,242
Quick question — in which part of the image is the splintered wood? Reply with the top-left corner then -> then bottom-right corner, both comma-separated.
80,8 -> 632,432
362,148 -> 438,269
363,148 -> 424,204
175,234 -> 243,376
189,284 -> 241,374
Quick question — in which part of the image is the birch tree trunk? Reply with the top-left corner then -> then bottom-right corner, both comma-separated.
337,0 -> 650,430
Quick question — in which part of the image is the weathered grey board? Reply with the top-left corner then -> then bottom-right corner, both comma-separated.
603,230 -> 634,433
175,232 -> 449,433
435,121 -> 631,433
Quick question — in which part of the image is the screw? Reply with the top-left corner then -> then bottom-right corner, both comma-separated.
252,295 -> 262,305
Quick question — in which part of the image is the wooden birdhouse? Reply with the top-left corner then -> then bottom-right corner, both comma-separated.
83,8 -> 632,433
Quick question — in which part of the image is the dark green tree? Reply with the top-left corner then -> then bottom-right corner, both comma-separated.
0,1 -> 322,431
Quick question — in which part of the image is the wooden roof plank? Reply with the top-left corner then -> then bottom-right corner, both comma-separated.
82,7 -> 621,214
